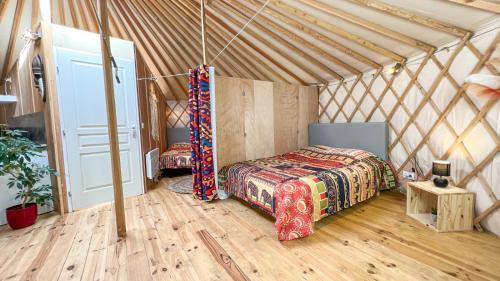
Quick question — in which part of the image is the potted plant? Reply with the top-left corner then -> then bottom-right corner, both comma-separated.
431,207 -> 438,226
0,128 -> 57,229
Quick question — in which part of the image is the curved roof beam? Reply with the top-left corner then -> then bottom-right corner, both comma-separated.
215,0 -> 341,81
227,0 -> 355,77
199,1 -> 309,84
271,0 -> 405,62
0,0 -> 9,24
170,0 -> 282,82
250,0 -> 381,70
446,0 -> 500,14
181,0 -> 305,84
297,0 -> 436,53
347,0 -> 471,37
0,0 -> 25,83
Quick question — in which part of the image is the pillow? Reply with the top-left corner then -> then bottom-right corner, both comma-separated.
169,142 -> 190,150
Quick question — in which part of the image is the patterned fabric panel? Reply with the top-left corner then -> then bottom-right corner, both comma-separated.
189,65 -> 217,201
159,143 -> 192,169
218,146 -> 398,240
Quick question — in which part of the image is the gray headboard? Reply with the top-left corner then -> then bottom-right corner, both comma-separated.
166,127 -> 190,147
308,122 -> 389,160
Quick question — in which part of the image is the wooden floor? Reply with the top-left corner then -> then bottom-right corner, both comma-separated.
1,177 -> 500,281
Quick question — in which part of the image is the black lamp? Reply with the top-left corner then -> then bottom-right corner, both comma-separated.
432,160 -> 450,188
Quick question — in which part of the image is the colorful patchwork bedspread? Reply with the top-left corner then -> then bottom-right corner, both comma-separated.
159,143 -> 192,169
218,146 -> 397,241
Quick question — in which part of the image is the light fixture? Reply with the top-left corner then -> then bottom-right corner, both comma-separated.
387,62 -> 403,76
21,30 -> 42,42
465,74 -> 499,99
432,160 -> 451,188
3,77 -> 12,96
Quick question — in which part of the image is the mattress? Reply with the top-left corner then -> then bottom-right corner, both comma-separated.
218,145 -> 397,240
159,143 -> 192,169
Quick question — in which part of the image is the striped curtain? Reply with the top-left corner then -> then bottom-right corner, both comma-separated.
188,65 -> 217,201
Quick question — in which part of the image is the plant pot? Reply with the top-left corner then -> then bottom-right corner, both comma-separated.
431,214 -> 437,225
6,203 -> 38,229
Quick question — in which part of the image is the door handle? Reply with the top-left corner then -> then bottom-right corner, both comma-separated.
131,124 -> 137,138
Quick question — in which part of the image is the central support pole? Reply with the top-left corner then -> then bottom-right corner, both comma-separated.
99,0 -> 126,237
201,0 -> 207,64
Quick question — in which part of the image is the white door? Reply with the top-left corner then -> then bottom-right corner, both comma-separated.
55,47 -> 144,210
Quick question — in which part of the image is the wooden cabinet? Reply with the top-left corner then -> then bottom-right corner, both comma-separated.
407,181 -> 474,232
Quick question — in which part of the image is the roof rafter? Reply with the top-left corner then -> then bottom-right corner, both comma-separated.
75,0 -> 90,30
249,0 -> 381,70
446,0 -> 500,14
297,0 -> 436,53
57,0 -> 66,25
347,0 -> 471,37
235,0 -> 360,76
82,0 -> 99,32
109,0 -> 179,98
212,0 -> 336,82
220,0 -> 347,80
0,0 -> 9,24
122,0 -> 197,80
140,0 -> 240,78
166,0 -> 263,81
196,0 -> 308,84
0,0 -> 25,83
172,0 -> 283,82
271,0 -> 406,62
66,0 -> 79,27
115,0 -> 186,97
154,0 -> 258,80
177,0 -> 294,83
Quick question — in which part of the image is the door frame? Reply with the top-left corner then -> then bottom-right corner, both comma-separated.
54,46 -> 145,212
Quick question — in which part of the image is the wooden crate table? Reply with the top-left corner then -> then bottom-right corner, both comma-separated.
406,181 -> 474,232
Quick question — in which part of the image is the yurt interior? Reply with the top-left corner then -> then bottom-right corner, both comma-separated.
0,0 -> 499,280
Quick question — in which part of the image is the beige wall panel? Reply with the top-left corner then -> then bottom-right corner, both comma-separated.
245,80 -> 275,160
274,82 -> 299,155
18,59 -> 34,114
243,78 -> 256,160
215,76 -> 317,169
298,85 -> 319,148
10,65 -> 22,117
215,77 -> 246,168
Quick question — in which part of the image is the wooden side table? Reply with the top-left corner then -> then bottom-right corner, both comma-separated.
406,181 -> 474,232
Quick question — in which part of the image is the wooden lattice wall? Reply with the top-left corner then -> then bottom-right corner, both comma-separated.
319,30 -> 499,232
165,100 -> 189,128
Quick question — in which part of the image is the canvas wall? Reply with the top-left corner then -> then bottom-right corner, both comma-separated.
319,28 -> 499,235
165,100 -> 189,128
215,76 -> 318,168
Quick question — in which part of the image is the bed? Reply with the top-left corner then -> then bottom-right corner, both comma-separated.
159,128 -> 192,170
217,122 -> 398,241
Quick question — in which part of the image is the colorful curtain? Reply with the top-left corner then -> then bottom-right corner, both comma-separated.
188,65 -> 217,201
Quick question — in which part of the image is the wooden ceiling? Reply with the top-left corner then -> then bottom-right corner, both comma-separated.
0,0 -> 498,100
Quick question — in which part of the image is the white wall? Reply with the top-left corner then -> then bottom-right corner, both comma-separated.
319,27 -> 500,235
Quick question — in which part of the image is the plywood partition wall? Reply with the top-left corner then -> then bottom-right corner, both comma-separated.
318,29 -> 500,234
136,53 -> 167,191
215,76 -> 318,168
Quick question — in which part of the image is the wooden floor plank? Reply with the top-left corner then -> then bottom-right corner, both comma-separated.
58,208 -> 101,281
0,177 -> 499,281
23,211 -> 84,281
157,188 -> 225,281
197,229 -> 250,281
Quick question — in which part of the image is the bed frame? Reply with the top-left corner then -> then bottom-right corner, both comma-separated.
166,127 -> 190,147
308,122 -> 389,160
